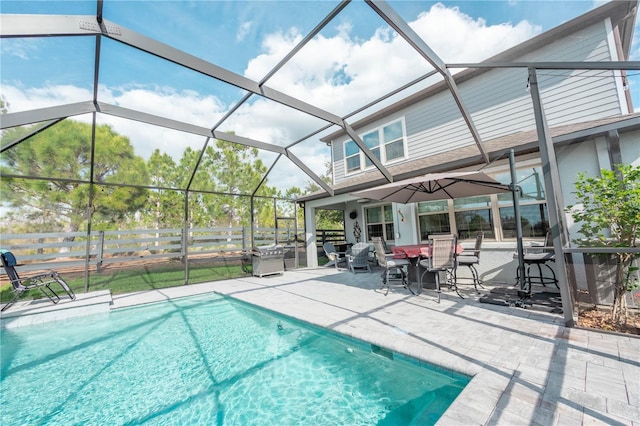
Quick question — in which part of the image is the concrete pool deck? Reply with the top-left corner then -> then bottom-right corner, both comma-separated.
2,267 -> 639,425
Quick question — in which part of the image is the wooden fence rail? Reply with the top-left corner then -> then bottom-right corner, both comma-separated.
1,227 -> 345,275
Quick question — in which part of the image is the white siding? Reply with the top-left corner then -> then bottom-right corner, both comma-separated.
334,20 -> 624,183
332,142 -> 345,183
409,21 -> 621,156
458,67 -> 535,141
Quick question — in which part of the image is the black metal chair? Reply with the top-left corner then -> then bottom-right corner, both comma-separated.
1,249 -> 76,312
519,232 -> 558,294
455,232 -> 483,294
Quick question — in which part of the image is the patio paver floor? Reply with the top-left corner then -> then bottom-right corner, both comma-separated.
3,267 -> 639,425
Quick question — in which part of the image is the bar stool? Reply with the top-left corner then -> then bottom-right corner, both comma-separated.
517,232 -> 558,294
455,232 -> 483,294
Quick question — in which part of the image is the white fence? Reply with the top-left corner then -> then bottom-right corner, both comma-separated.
1,227 -> 301,274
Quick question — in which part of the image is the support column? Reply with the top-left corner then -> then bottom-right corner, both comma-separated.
528,67 -> 577,326
304,203 -> 319,268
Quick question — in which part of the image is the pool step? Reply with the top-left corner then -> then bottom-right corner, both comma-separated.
371,344 -> 394,360
0,290 -> 112,329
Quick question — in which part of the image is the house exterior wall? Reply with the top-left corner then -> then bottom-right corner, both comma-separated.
620,131 -> 640,167
558,129 -> 640,238
312,125 -> 640,278
332,19 -> 624,184
554,128 -> 640,291
307,6 -> 636,284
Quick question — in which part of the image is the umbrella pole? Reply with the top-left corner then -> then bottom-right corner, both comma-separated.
509,149 -> 526,292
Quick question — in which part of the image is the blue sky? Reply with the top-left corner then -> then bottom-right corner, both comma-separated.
1,0 -> 638,189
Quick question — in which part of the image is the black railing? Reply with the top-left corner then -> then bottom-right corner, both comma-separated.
316,229 -> 346,246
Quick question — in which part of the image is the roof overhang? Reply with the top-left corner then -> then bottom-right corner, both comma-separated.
299,112 -> 640,203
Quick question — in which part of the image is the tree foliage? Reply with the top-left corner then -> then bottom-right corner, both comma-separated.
141,149 -> 185,229
567,164 -> 639,247
1,118 -> 296,237
303,160 -> 343,229
566,164 -> 640,323
1,120 -> 149,232
207,139 -> 273,228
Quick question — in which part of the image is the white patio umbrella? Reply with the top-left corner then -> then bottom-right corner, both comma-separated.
350,171 -> 511,203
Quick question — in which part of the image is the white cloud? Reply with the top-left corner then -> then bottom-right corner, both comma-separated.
244,2 -> 540,118
0,38 -> 39,60
411,4 -> 540,62
106,85 -> 226,128
2,84 -> 92,112
236,21 -> 252,42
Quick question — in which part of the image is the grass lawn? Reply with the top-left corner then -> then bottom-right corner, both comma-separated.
1,254 -> 329,305
0,263 -> 250,304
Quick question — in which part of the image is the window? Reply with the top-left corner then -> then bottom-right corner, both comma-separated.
417,200 -> 450,241
454,195 -> 494,239
358,162 -> 549,243
383,121 -> 404,162
499,204 -> 549,238
365,205 -> 394,242
494,166 -> 548,238
343,119 -> 405,174
363,131 -> 381,168
345,140 -> 360,173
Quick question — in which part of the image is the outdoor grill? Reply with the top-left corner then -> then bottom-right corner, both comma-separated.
251,245 -> 286,277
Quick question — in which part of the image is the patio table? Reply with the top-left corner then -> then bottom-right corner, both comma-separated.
392,243 -> 463,289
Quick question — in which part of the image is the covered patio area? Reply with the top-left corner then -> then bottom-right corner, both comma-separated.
3,267 -> 638,425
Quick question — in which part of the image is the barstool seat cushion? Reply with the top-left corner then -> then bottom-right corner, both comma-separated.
457,255 -> 479,265
387,258 -> 410,268
524,253 -> 554,262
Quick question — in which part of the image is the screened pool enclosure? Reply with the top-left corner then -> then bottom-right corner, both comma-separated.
1,0 -> 638,314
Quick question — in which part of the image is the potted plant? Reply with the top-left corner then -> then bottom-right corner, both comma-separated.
566,164 -> 639,325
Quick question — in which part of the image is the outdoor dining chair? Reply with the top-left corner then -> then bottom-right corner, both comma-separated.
418,235 -> 458,303
1,249 -> 76,312
455,232 -> 484,294
372,237 -> 414,296
346,242 -> 372,273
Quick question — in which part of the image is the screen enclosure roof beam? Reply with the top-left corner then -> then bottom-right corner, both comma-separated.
0,14 -> 101,37
98,18 -> 344,128
447,61 -> 640,70
0,102 -> 97,129
286,150 -> 334,195
366,0 -> 489,163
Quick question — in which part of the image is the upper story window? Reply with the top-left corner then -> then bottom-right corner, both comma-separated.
344,119 -> 406,175
345,140 -> 361,173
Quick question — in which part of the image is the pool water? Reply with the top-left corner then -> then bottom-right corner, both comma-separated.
1,293 -> 469,425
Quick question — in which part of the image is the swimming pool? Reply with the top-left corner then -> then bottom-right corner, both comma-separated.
0,293 -> 469,425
